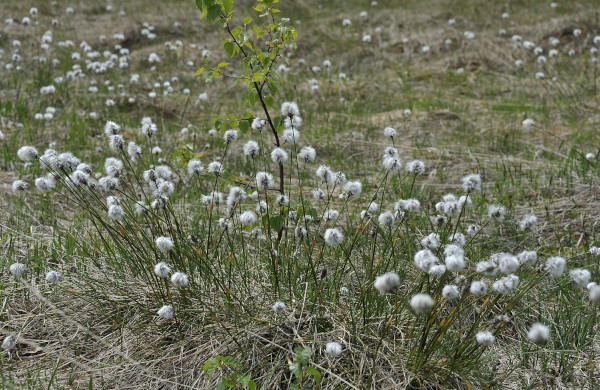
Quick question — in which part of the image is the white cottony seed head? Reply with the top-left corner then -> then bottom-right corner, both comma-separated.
414,249 -> 438,273
127,142 -> 141,161
522,118 -> 535,130
223,129 -> 238,145
276,194 -> 289,207
445,254 -> 466,273
17,146 -> 38,162
170,272 -> 189,287
297,146 -> 316,163
544,256 -> 566,278
442,284 -> 460,300
325,342 -> 343,357
396,199 -> 420,214
240,211 -> 257,226
421,233 -> 440,249
462,174 -> 481,192
157,305 -> 175,320
108,204 -> 125,220
155,236 -> 174,252
470,280 -> 488,296
378,211 -> 395,228
410,293 -> 434,313
527,323 -> 550,344
343,181 -> 362,198
374,272 -> 400,294
519,214 -> 537,231
281,101 -> 300,117
187,159 -> 204,175
405,160 -> 425,175
316,165 -> 334,184
272,301 -> 286,314
476,331 -> 495,346
324,228 -> 343,246
383,127 -> 397,139
429,264 -> 446,277
252,118 -> 266,131
207,161 -> 223,176
9,263 -> 27,277
589,246 -> 600,256
488,204 -> 506,221
256,171 -> 274,190
498,253 -> 519,275
12,180 -> 28,192
154,262 -> 171,278
517,250 -> 537,267
569,268 -> 591,289
383,156 -> 402,172
476,260 -> 498,277
243,141 -> 259,159
450,232 -> 466,247
589,285 -> 600,304
104,120 -> 121,137
492,274 -> 519,295
2,335 -> 17,351
45,270 -> 62,283
109,135 -> 125,151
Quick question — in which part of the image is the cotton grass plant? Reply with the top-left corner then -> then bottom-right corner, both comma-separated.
8,61 -> 597,389
2,0 -> 600,388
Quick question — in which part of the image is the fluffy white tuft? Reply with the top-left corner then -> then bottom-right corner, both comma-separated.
410,294 -> 434,313
374,272 -> 400,294
527,323 -> 550,344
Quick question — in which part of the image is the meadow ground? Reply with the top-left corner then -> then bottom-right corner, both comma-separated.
1,0 -> 600,388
